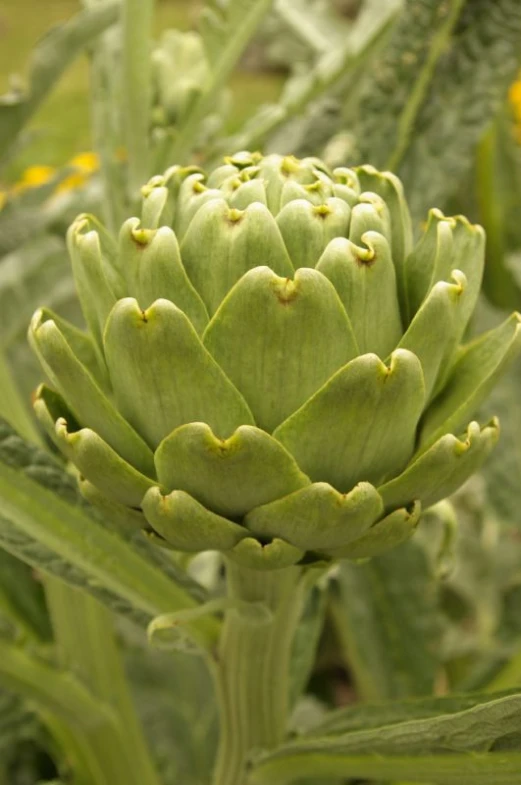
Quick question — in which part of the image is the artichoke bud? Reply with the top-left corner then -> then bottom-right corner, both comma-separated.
30,152 -> 521,570
152,30 -> 210,125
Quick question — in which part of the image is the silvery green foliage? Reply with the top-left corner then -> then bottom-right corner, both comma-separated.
356,0 -> 521,221
29,153 -> 520,569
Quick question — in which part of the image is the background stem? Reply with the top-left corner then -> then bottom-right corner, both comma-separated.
122,0 -> 155,199
212,562 -> 307,785
44,581 -> 161,785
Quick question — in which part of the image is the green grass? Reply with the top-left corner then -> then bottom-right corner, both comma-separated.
0,0 -> 283,181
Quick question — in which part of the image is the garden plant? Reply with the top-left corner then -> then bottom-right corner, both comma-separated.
1,2 -> 521,785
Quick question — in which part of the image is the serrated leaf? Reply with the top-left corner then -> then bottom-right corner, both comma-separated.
330,540 -> 441,700
358,0 -> 521,221
357,0 -> 466,172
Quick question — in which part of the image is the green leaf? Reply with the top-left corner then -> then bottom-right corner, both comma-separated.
117,219 -> 209,334
204,266 -> 358,433
316,231 -> 402,358
252,750 -> 521,784
357,0 -> 466,173
142,487 -> 247,552
180,199 -> 293,316
358,0 -> 521,221
379,419 -> 499,511
274,350 -> 425,490
229,537 -> 304,570
330,540 -> 440,700
250,691 -> 521,784
312,688 -> 521,736
52,416 -> 156,508
0,688 -> 38,754
420,313 -> 521,449
276,198 -> 350,270
104,298 -> 254,448
0,420 -> 218,647
0,639 -> 110,732
354,165 -> 413,309
66,216 -> 117,351
245,481 -> 383,551
328,501 -> 420,560
398,271 -> 467,398
155,423 -> 309,518
0,548 -> 51,641
0,3 -> 119,163
29,310 -> 155,476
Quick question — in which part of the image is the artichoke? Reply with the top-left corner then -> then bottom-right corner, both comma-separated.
29,152 -> 521,570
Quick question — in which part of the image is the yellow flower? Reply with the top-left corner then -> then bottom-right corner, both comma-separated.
0,191 -> 6,211
56,151 -> 100,194
13,164 -> 56,193
509,74 -> 521,145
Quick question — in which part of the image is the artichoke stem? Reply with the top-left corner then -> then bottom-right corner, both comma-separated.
212,561 -> 305,785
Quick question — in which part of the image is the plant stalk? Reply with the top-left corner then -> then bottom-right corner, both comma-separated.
122,0 -> 155,198
44,581 -> 161,785
212,561 -> 306,785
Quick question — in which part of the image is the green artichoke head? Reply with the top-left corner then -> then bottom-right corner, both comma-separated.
30,152 -> 521,570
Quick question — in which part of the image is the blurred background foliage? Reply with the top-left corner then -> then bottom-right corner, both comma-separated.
2,1 -> 521,783
0,0 -> 284,178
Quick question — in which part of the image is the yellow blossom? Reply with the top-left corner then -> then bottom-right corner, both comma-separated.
13,164 -> 56,193
509,74 -> 521,145
56,151 -> 100,193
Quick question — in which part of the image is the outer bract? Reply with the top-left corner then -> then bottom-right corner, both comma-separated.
30,153 -> 521,569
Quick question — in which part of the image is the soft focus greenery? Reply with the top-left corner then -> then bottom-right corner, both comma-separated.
0,0 -> 283,178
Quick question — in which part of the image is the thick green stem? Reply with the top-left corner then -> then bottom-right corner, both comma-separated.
122,0 -> 155,198
212,561 -> 306,785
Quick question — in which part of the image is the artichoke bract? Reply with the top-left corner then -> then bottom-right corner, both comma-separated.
29,152 -> 521,569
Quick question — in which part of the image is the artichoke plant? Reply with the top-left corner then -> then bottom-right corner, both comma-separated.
29,152 -> 521,569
